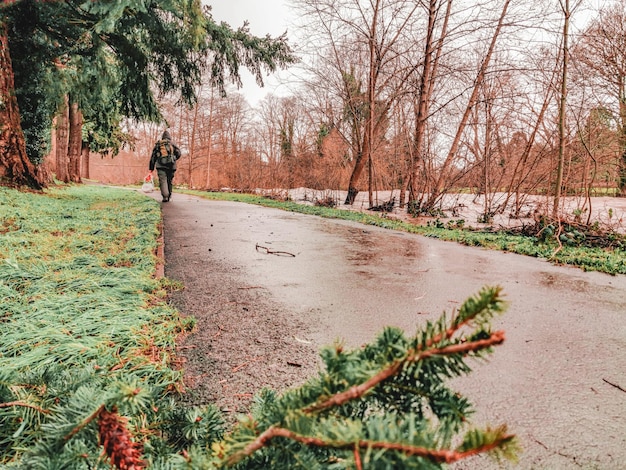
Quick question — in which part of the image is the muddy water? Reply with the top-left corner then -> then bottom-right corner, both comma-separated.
164,195 -> 626,470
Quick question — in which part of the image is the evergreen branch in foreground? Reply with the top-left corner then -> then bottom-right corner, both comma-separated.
304,331 -> 505,414
304,286 -> 506,415
226,425 -> 515,467
220,286 -> 516,468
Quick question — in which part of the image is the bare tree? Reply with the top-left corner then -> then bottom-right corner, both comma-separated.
500,67 -> 558,218
576,0 -> 626,196
552,0 -> 572,219
204,88 -> 216,189
256,94 -> 285,188
405,0 -> 451,208
423,0 -> 511,212
216,93 -> 253,189
293,0 -> 420,205
187,87 -> 203,188
174,84 -> 214,190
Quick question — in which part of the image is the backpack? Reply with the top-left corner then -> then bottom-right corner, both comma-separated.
157,140 -> 175,165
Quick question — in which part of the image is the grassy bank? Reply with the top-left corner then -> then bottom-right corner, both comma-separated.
0,185 -> 223,468
181,189 -> 626,275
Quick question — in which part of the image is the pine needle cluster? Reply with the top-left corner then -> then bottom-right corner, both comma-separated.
220,286 -> 517,469
0,185 -> 518,469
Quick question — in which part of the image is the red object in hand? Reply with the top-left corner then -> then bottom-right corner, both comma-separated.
144,173 -> 153,183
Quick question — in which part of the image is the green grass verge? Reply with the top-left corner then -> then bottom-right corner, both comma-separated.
0,185 -> 205,466
180,189 -> 626,275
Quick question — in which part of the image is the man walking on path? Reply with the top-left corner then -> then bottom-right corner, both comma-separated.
149,130 -> 181,202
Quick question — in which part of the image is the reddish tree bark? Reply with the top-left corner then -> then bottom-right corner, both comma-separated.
68,101 -> 83,183
80,142 -> 90,179
0,22 -> 46,189
55,96 -> 70,183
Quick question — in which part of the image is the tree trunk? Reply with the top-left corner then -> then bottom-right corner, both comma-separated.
205,88 -> 214,189
619,149 -> 626,196
68,100 -> 83,183
343,104 -> 365,207
81,142 -> 90,179
618,79 -> 626,196
553,0 -> 570,218
189,98 -> 199,188
344,0 -> 380,206
344,124 -> 369,205
55,96 -> 70,183
366,1 -> 378,209
345,146 -> 368,205
408,0 -> 447,206
0,23 -> 45,189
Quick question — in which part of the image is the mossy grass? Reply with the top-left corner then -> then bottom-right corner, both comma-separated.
180,189 -> 626,275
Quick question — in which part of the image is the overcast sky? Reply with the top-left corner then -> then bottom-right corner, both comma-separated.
207,1 -> 297,105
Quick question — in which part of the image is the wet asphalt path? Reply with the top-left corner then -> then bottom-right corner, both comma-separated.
158,193 -> 626,470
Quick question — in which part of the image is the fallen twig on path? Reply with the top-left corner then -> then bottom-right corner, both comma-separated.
603,378 -> 626,393
255,244 -> 296,257
232,356 -> 263,373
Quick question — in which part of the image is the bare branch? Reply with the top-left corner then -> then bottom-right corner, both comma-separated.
0,401 -> 50,415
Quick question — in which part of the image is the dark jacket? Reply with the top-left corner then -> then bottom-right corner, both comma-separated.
149,133 -> 181,171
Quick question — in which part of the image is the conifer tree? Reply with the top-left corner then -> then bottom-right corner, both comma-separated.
0,0 -> 295,189
0,19 -> 46,188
